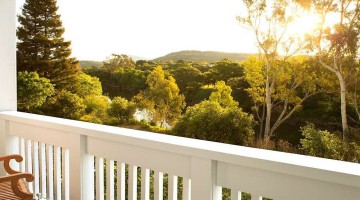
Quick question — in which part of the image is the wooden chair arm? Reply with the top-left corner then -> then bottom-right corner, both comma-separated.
0,172 -> 34,199
0,154 -> 23,174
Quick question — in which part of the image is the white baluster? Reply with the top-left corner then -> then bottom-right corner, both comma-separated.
96,157 -> 104,200
168,175 -> 178,200
25,139 -> 33,193
62,148 -> 70,200
19,138 -> 25,172
46,144 -> 54,200
154,171 -> 163,200
231,189 -> 241,200
128,165 -> 137,200
39,143 -> 46,198
251,194 -> 262,200
141,168 -> 150,200
117,162 -> 125,200
106,159 -> 114,200
33,141 -> 40,195
54,146 -> 61,200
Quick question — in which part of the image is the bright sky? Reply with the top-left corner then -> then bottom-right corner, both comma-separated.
16,0 -> 257,61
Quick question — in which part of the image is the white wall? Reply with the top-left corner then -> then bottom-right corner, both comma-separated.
0,0 -> 17,111
0,0 -> 17,175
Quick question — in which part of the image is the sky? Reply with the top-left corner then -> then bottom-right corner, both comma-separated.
16,0 -> 257,61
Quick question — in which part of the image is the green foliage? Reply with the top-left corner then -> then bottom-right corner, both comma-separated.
137,66 -> 186,126
300,124 -> 360,162
41,90 -> 85,120
80,114 -> 103,124
206,59 -> 244,84
71,72 -> 102,98
300,124 -> 344,160
17,71 -> 55,112
102,54 -> 135,72
17,0 -> 80,90
173,100 -> 254,145
209,81 -> 239,108
84,67 -> 147,99
108,97 -> 135,123
226,77 -> 252,111
243,56 -> 323,138
168,63 -> 204,105
83,95 -> 110,122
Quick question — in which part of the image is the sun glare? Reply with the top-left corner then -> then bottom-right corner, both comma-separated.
288,13 -> 320,36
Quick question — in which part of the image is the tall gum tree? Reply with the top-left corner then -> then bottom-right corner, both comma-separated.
17,0 -> 80,90
297,0 -> 360,140
238,0 -> 319,143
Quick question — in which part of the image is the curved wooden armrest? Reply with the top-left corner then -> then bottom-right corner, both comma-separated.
0,172 -> 34,199
0,154 -> 23,174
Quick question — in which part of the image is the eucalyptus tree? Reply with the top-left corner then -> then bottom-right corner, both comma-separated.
296,0 -> 360,140
238,0 -> 315,143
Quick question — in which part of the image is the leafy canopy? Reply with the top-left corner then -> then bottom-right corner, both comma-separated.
17,71 -> 55,112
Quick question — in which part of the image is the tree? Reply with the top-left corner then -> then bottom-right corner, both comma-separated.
238,1 -> 313,143
102,54 -> 135,72
173,100 -> 254,145
71,72 -> 103,98
174,81 -> 254,145
300,123 -> 360,162
17,0 -> 80,90
243,56 -> 321,141
206,59 -> 244,84
108,97 -> 136,123
348,69 -> 360,123
300,123 -> 344,160
209,81 -> 239,108
42,90 -> 86,120
84,67 -> 147,99
298,0 -> 360,140
169,64 -> 203,103
17,71 -> 55,112
83,95 -> 110,122
136,66 -> 186,126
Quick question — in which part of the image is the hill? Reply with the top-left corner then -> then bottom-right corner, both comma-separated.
153,50 -> 254,63
80,60 -> 102,68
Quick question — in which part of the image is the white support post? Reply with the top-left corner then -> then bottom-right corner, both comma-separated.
183,178 -> 191,200
69,135 -> 94,200
0,119 -> 19,175
190,157 -> 221,200
0,0 -> 17,176
80,136 -> 95,200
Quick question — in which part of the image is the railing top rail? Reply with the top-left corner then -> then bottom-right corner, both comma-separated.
1,111 -> 359,188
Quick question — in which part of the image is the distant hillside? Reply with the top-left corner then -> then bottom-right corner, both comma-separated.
130,55 -> 149,61
153,50 -> 254,63
80,55 -> 148,68
80,60 -> 102,68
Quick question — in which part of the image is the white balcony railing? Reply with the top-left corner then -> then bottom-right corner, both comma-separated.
0,111 -> 360,200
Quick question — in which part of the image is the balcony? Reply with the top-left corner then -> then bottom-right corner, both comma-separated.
0,1 -> 360,200
1,111 -> 360,200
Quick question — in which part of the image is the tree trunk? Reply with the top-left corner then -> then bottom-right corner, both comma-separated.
264,78 -> 272,142
258,102 -> 266,141
337,72 -> 349,140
